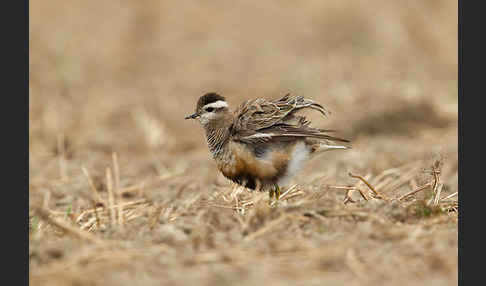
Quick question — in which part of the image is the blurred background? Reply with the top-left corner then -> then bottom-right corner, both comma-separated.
29,0 -> 457,160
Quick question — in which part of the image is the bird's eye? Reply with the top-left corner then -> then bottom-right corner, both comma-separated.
206,107 -> 214,112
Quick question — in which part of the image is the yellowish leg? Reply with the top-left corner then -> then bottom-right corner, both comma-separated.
269,188 -> 275,199
268,184 -> 281,204
275,185 -> 281,200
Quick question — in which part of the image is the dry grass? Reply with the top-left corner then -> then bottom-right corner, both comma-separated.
29,1 -> 457,285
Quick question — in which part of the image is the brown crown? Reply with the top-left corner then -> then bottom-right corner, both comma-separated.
196,92 -> 226,110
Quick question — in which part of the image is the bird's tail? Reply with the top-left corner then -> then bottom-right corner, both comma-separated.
310,141 -> 352,154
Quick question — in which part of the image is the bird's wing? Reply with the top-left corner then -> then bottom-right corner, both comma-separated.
230,93 -> 349,144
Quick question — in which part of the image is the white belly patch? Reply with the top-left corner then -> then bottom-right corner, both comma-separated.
278,141 -> 310,186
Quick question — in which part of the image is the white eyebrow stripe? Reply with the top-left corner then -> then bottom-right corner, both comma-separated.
203,100 -> 228,109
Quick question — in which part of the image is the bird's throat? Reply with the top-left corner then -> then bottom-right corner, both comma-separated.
205,125 -> 231,157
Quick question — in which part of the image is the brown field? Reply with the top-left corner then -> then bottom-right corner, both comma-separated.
29,1 -> 458,285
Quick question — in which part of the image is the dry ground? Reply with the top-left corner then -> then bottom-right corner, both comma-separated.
29,1 -> 458,285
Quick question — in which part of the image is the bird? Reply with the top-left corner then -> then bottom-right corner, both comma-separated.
185,92 -> 350,200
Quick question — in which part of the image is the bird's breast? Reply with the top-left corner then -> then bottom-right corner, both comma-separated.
216,141 -> 295,181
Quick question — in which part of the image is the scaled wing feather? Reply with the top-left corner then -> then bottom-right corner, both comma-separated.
230,94 -> 348,144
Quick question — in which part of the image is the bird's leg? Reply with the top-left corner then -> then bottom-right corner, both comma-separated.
268,183 -> 280,202
268,183 -> 281,204
274,184 -> 281,200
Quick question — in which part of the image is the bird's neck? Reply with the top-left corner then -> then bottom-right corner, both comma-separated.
204,122 -> 232,158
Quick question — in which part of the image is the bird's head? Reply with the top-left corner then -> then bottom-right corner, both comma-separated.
185,92 -> 231,127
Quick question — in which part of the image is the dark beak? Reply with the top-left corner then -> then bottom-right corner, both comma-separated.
185,113 -> 198,120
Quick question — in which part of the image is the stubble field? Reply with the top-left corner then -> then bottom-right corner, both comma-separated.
29,1 -> 458,285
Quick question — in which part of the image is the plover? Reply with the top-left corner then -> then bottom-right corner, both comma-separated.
185,92 -> 350,199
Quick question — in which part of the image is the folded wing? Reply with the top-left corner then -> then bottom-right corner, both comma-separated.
230,93 -> 349,145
